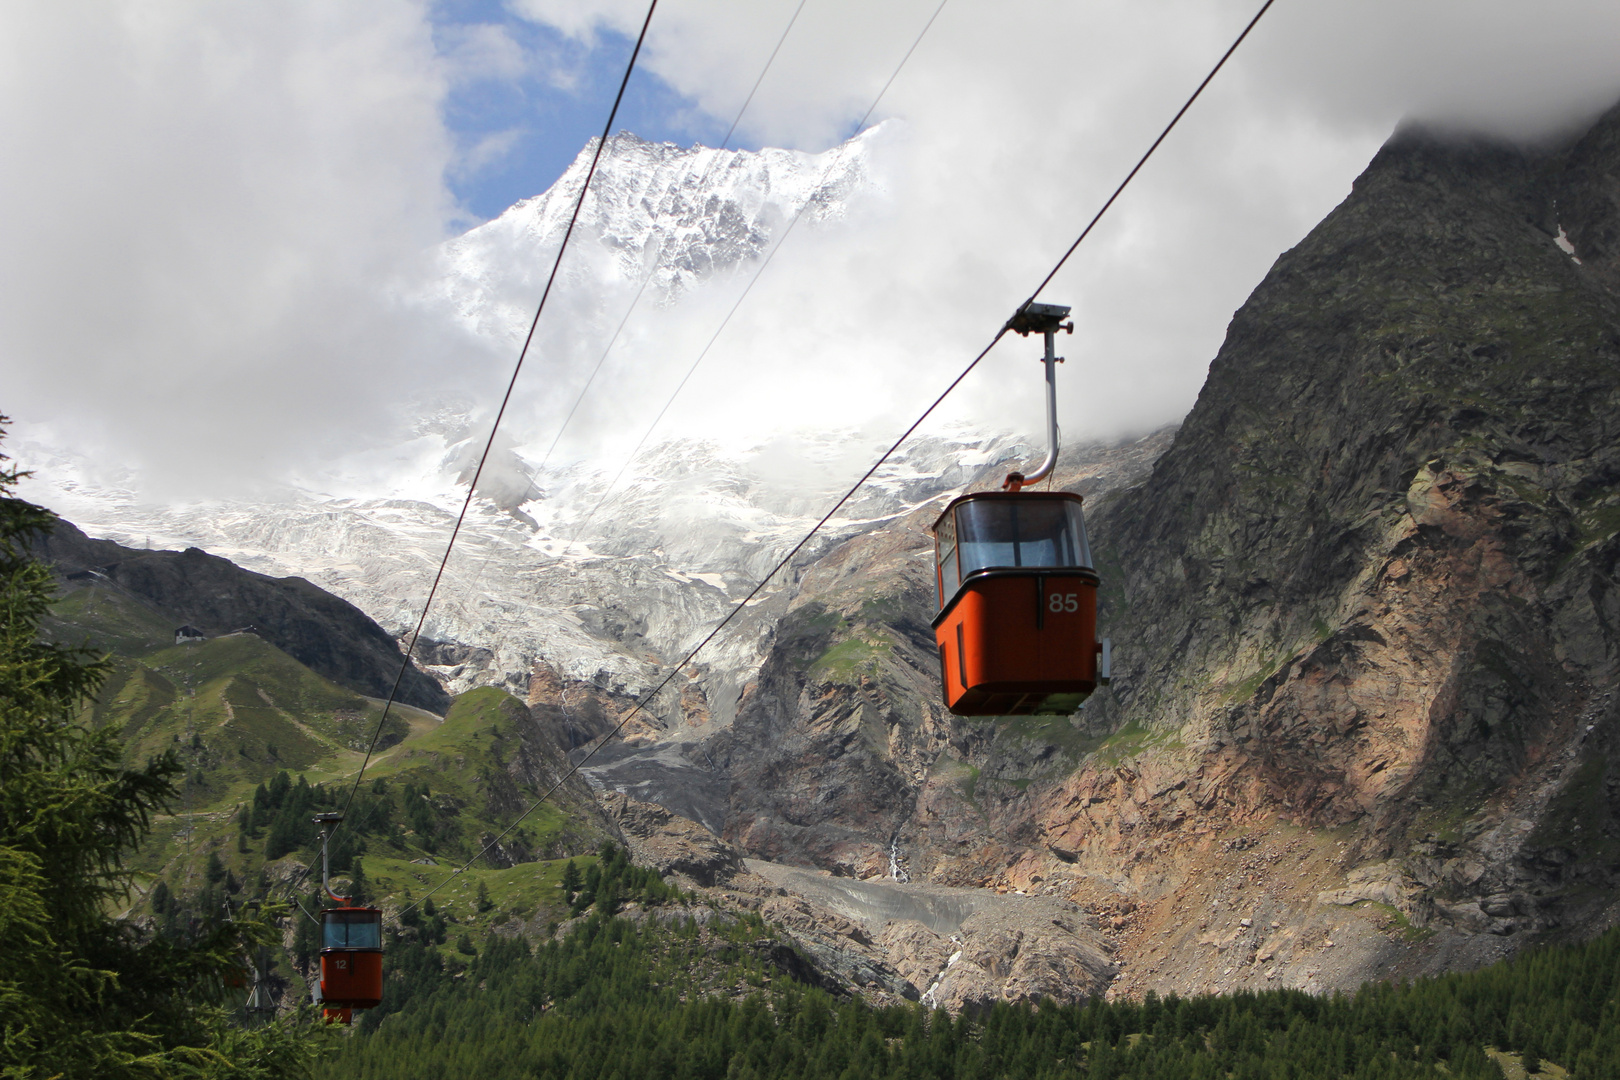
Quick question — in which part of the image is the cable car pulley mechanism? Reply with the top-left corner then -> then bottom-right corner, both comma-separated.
1000,301 -> 1072,492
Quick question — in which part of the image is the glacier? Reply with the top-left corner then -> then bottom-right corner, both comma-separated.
18,124 -> 1040,733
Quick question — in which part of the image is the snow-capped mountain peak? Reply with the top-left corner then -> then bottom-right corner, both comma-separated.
438,128 -> 878,342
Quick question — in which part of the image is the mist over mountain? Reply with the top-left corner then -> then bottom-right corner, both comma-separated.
17,127 -> 1083,723
28,96 -> 1620,1014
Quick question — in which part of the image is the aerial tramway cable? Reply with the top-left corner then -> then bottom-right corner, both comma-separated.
395,0 -> 1279,914
1025,0 -> 1276,303
721,0 -> 810,152
438,0 -> 825,646
562,0 -> 952,553
329,0 -> 660,836
528,0 -> 814,481
269,0 -> 814,926
266,4 -> 659,1005
425,0 -> 950,732
422,0 -> 948,802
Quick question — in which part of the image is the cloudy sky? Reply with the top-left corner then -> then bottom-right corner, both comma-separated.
5,0 -> 1620,503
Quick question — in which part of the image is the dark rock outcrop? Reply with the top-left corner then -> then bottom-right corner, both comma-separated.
684,100 -> 1620,997
1083,107 -> 1620,838
35,517 -> 449,714
1022,103 -> 1620,993
604,792 -> 745,886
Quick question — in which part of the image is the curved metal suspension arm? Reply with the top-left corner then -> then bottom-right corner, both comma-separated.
313,812 -> 348,903
1018,329 -> 1062,488
1002,303 -> 1073,492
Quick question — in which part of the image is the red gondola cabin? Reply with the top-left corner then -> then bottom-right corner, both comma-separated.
931,491 -> 1105,716
319,906 -> 383,1014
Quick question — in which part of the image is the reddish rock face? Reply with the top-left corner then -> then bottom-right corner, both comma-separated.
528,660 -> 666,748
604,792 -> 744,887
690,101 -> 1620,998
1026,108 -> 1620,995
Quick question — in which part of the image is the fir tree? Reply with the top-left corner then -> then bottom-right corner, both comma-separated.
561,858 -> 582,903
1522,1035 -> 1542,1077
0,420 -> 321,1078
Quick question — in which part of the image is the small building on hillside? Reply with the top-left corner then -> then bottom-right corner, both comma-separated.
175,625 -> 206,645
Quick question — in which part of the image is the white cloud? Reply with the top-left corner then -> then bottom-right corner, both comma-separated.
454,127 -> 525,178
0,1 -> 471,498
437,21 -> 530,85
494,0 -> 1620,457
7,0 -> 1620,503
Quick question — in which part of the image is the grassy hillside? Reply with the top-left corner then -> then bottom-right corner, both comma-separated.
50,579 -> 615,1011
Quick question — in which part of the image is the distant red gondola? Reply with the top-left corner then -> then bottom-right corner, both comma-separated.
311,812 -> 383,1024
319,906 -> 383,1012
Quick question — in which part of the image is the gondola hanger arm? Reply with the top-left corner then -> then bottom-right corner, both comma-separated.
1002,302 -> 1073,492
312,812 -> 347,904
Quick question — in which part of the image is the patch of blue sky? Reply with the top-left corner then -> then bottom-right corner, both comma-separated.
432,1 -> 732,224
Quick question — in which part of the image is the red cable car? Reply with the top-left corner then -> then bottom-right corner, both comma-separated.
311,813 -> 384,1025
930,301 -> 1111,716
319,906 -> 384,1014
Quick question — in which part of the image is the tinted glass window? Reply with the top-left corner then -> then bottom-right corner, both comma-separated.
953,498 -> 1092,579
935,513 -> 960,605
1016,500 -> 1085,567
323,912 -> 381,949
956,501 -> 1018,572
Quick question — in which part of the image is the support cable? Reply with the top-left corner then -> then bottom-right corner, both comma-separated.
397,326 -> 1003,915
331,0 -> 659,833
275,0 -> 787,906
395,0 -> 1276,917
526,0 -> 812,483
720,0 -> 810,152
436,0 -> 822,651
563,0 -> 950,553
426,0 -> 938,767
1020,0 -> 1275,306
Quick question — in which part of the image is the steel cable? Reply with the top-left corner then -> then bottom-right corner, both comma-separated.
437,0 -> 823,647
561,0 -> 951,554
394,0 -> 1278,916
331,0 -> 660,835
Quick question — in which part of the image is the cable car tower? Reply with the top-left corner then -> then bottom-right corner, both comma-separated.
930,301 -> 1111,716
310,812 -> 383,1025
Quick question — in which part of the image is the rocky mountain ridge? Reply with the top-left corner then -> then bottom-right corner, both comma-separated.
1060,103 -> 1620,996
437,128 -> 875,340
34,517 -> 447,713
33,101 -> 1620,1008
669,102 -> 1620,1000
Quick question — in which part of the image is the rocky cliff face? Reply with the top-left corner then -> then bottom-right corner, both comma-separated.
678,103 -> 1620,998
34,517 -> 449,713
37,102 -> 1620,1005
1049,102 -> 1620,994
700,432 -> 1175,882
